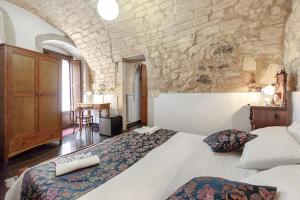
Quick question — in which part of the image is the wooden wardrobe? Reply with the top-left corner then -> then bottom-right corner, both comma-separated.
0,44 -> 62,163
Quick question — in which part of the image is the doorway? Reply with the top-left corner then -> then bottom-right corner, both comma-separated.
126,63 -> 148,128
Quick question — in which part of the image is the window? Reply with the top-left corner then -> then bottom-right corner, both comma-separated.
44,49 -> 82,116
62,59 -> 71,112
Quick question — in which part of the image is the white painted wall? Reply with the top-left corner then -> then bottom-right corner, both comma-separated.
154,93 -> 263,135
154,92 -> 300,135
0,11 -> 3,43
0,0 -> 65,51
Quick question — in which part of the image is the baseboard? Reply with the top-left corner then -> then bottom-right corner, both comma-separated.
126,120 -> 141,129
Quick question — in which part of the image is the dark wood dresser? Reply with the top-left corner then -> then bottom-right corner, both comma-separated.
249,105 -> 292,130
0,44 -> 62,163
249,70 -> 292,130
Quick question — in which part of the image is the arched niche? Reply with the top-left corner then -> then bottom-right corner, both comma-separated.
35,33 -> 75,54
0,7 -> 16,45
36,35 -> 91,95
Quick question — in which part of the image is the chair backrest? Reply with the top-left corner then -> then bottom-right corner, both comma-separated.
74,106 -> 92,117
74,107 -> 83,118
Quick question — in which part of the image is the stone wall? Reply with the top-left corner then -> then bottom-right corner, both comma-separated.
284,0 -> 300,90
8,0 -> 292,95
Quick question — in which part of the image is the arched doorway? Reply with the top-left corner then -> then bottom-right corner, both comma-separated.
122,55 -> 148,128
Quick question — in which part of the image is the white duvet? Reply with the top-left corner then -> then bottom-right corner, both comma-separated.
79,132 -> 257,200
6,132 -> 299,200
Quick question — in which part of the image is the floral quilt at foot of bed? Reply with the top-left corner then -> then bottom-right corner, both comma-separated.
21,129 -> 176,200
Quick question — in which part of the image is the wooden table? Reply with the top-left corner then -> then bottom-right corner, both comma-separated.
77,103 -> 111,117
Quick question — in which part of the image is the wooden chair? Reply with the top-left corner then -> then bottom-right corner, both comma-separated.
73,106 -> 93,135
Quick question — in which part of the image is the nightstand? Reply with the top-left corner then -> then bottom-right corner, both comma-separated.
249,69 -> 292,130
249,105 -> 292,130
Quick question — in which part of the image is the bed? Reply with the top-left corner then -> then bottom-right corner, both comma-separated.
5,125 -> 300,200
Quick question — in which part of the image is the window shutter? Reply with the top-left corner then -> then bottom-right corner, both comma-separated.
70,60 -> 81,110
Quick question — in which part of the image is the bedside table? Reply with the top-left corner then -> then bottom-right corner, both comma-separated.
249,105 -> 292,130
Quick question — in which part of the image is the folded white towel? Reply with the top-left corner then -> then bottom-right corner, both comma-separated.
134,126 -> 160,135
148,126 -> 160,135
134,126 -> 150,134
56,155 -> 100,176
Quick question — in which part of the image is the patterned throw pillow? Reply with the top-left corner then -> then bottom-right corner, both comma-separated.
167,177 -> 277,200
203,129 -> 257,152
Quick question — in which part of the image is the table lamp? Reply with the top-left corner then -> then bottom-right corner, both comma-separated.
261,84 -> 275,106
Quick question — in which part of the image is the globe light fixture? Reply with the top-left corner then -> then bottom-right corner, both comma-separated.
97,0 -> 119,21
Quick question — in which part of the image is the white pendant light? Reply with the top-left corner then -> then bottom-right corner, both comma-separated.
97,0 -> 119,21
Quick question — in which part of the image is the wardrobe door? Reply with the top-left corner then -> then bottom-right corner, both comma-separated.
7,47 -> 38,153
38,56 -> 61,140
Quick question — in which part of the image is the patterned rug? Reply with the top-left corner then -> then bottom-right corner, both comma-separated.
63,123 -> 100,137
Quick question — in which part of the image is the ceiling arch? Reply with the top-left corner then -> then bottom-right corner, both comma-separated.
8,0 -> 114,86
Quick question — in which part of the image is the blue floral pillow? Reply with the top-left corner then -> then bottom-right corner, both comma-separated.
203,129 -> 257,152
167,177 -> 277,200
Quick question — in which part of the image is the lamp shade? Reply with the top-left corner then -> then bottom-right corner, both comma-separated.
97,0 -> 119,21
261,84 -> 275,96
259,64 -> 282,85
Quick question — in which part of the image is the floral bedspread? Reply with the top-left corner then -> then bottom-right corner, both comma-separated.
21,129 -> 176,200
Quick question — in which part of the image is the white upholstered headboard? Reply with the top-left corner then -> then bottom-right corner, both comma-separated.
154,92 -> 300,136
292,92 -> 300,121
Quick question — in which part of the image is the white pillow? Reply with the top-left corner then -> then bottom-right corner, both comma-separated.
238,126 -> 300,170
288,120 -> 300,143
242,165 -> 300,200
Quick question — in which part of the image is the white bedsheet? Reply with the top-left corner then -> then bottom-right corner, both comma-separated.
79,132 -> 257,200
242,165 -> 300,200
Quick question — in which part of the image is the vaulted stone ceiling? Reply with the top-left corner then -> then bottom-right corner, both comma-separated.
8,0 -> 116,89
8,0 -> 292,94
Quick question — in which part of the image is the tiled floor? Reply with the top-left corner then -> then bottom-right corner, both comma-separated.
0,129 -> 110,200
